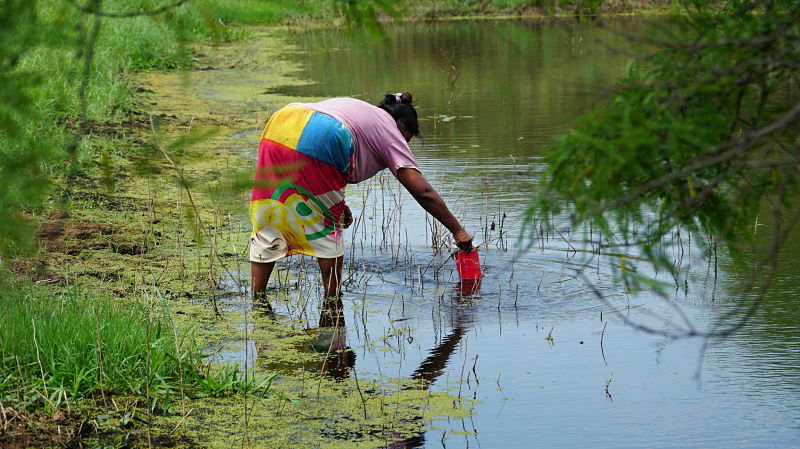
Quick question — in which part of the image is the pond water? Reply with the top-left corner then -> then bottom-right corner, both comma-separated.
214,19 -> 799,448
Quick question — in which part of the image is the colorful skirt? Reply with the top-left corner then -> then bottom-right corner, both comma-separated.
249,105 -> 353,262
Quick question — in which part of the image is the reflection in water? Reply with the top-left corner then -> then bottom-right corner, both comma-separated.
254,298 -> 355,381
252,279 -> 480,448
307,326 -> 355,381
279,19 -> 643,163
456,278 -> 483,298
380,281 -> 480,449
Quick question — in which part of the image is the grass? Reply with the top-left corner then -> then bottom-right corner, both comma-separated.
0,279 -> 186,410
197,0 -> 321,26
0,277 -> 275,415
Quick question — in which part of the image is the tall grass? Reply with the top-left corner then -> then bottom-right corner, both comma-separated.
0,281 -> 192,407
3,0 -> 330,181
0,279 -> 275,412
192,0 -> 321,27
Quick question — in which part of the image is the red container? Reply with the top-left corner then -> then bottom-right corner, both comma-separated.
455,249 -> 482,280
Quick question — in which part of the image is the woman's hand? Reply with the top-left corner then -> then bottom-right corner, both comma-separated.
454,229 -> 473,252
341,205 -> 353,229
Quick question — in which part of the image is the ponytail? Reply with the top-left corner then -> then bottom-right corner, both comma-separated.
377,92 -> 420,137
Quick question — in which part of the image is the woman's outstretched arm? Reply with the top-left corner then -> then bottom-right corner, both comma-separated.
396,168 -> 473,251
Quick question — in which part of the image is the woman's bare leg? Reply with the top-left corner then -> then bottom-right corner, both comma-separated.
317,256 -> 344,327
251,261 -> 275,312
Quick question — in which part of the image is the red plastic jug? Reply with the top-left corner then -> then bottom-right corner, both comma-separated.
454,249 -> 482,280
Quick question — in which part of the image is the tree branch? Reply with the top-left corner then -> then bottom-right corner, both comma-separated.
577,101 -> 800,223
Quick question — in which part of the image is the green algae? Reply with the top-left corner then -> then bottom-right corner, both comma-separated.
162,282 -> 475,447
147,293 -> 475,447
152,378 -> 473,448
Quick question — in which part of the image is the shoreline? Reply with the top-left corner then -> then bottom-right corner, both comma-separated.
269,4 -> 674,33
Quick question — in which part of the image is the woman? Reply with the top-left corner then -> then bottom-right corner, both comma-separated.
249,92 -> 473,320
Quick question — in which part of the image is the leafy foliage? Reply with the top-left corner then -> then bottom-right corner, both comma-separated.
0,1 -> 58,257
0,1 -> 186,259
531,0 -> 800,334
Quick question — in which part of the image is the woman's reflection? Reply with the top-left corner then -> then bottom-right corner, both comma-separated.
379,279 -> 481,448
254,296 -> 355,381
254,278 -> 480,447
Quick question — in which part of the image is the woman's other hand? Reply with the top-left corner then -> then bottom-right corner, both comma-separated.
341,205 -> 353,229
454,229 -> 473,252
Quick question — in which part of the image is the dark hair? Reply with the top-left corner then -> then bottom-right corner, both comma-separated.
377,92 -> 419,138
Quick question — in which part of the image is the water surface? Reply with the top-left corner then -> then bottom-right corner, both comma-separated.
217,18 -> 799,448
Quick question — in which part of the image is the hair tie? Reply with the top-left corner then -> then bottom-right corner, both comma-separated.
395,92 -> 403,104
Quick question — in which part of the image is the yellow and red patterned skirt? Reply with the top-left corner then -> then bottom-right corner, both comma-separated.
249,105 -> 353,262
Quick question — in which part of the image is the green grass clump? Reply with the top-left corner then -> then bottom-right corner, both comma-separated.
162,0 -> 328,43
99,15 -> 187,71
198,0 -> 320,26
0,279 -> 275,413
0,281 -> 192,407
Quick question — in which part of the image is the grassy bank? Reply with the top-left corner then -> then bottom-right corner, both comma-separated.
0,282 -> 201,410
0,275 -> 275,445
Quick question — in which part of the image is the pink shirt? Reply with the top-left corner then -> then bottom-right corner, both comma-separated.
292,98 -> 420,183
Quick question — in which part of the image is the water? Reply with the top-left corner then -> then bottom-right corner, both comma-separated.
212,19 -> 799,448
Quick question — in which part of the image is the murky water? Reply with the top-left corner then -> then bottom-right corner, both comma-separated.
210,19 -> 799,448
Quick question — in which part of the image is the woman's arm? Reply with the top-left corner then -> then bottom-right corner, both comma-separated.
396,168 -> 473,251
